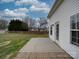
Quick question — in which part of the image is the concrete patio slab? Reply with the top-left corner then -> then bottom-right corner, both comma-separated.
20,38 -> 64,52
14,38 -> 73,59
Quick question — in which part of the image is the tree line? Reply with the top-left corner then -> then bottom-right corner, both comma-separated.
0,17 -> 48,32
8,20 -> 28,31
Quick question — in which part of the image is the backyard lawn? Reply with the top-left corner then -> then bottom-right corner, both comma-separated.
0,33 -> 48,59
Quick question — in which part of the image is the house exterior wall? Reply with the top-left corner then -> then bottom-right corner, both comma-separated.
48,0 -> 79,59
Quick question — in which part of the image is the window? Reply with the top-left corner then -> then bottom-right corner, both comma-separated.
50,25 -> 52,35
71,13 -> 79,46
56,23 -> 59,40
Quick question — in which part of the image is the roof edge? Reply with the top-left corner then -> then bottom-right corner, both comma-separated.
47,0 -> 64,18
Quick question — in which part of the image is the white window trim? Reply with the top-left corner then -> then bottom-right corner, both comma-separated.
70,14 -> 79,46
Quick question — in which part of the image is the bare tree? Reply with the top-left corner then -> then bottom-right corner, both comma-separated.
39,17 -> 48,31
0,19 -> 8,30
23,16 -> 36,31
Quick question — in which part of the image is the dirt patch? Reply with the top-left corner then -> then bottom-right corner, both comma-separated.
0,41 -> 11,47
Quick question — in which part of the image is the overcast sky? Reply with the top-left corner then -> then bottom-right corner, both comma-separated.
0,0 -> 55,20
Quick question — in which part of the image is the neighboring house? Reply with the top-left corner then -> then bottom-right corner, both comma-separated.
0,19 -> 8,33
0,30 -> 6,33
0,19 -> 8,30
48,0 -> 79,59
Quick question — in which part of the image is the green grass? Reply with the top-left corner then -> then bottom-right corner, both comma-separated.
0,33 -> 48,59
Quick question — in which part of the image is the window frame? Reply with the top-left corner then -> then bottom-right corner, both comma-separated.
50,25 -> 52,35
70,13 -> 79,46
50,24 -> 54,35
55,22 -> 59,41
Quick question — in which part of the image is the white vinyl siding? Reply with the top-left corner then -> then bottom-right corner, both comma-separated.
48,0 -> 79,59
